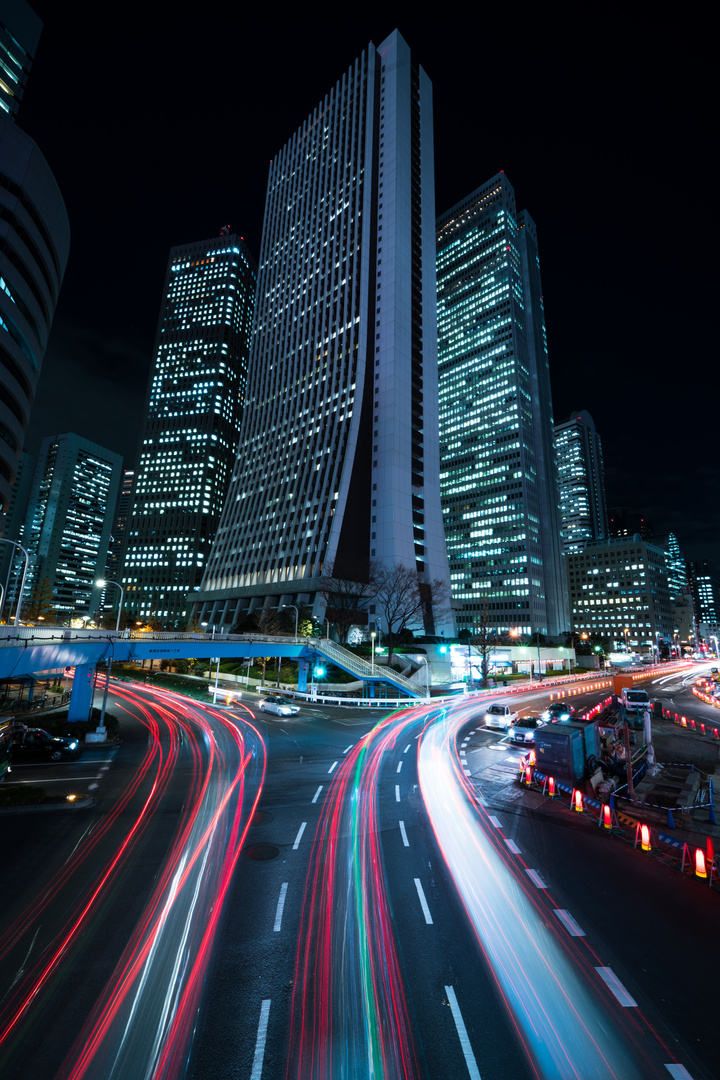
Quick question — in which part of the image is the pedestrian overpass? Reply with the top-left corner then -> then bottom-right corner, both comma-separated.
0,627 -> 425,721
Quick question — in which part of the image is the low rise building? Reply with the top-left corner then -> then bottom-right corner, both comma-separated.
567,535 -> 673,653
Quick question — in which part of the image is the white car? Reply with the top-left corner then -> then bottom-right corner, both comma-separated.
483,702 -> 518,730
258,695 -> 300,716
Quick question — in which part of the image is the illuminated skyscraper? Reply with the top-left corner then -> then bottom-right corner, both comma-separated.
196,30 -> 452,634
122,231 -> 256,628
21,432 -> 122,620
554,410 -> 608,553
437,173 -> 568,637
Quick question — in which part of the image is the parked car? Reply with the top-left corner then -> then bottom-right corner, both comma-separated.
483,703 -> 518,730
257,695 -> 300,716
509,715 -> 546,745
541,702 -> 576,723
11,727 -> 82,762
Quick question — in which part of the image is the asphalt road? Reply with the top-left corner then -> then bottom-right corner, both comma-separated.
1,668 -> 718,1080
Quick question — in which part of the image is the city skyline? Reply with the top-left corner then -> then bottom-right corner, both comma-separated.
12,9 -> 716,567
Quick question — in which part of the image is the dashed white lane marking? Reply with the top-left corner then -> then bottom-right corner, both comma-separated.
343,744 -> 353,754
404,744 -> 411,753
396,761 -> 403,773
87,783 -> 99,790
395,785 -> 401,802
328,760 -> 338,774
250,998 -> 271,1080
292,822 -> 307,850
414,878 -> 433,924
445,985 -> 482,1080
596,967 -> 637,1006
460,750 -> 467,757
273,883 -> 288,932
525,869 -> 547,888
488,816 -> 503,828
664,1065 -> 695,1079
399,820 -> 409,847
98,766 -> 110,772
504,838 -> 522,855
554,909 -> 585,937
311,785 -> 323,804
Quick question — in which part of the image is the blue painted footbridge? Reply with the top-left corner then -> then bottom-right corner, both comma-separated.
0,626 -> 424,719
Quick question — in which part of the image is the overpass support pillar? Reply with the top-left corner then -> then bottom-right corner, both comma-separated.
68,664 -> 95,722
366,680 -> 376,699
298,660 -> 309,693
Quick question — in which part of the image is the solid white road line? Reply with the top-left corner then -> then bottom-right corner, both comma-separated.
12,777 -> 100,783
489,816 -> 503,828
404,744 -> 411,753
595,966 -> 637,1006
664,1065 -> 695,1079
399,820 -> 409,847
311,785 -> 323,804
504,839 -> 521,855
343,744 -> 353,754
250,998 -> 271,1080
273,883 -> 288,932
525,869 -> 547,888
445,985 -> 482,1080
292,822 -> 307,850
328,760 -> 338,774
396,761 -> 403,773
395,785 -> 401,802
414,878 -> 433,924
554,909 -> 586,937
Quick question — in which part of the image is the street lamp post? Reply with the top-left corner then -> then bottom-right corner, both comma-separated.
283,604 -> 299,642
0,539 -> 31,626
371,631 -> 376,675
95,579 -> 125,736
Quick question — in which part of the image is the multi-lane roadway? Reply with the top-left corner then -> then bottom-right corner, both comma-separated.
0,668 -> 716,1079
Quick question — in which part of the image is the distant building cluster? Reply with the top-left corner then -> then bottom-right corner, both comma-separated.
0,12 -> 715,658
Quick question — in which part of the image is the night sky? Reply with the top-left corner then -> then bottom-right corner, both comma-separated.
19,7 -> 716,564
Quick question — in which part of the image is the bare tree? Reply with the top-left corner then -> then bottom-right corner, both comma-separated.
467,599 -> 496,688
317,561 -> 377,644
373,563 -> 450,661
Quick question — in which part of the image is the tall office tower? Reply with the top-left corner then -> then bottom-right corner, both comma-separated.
0,1 -> 69,525
655,532 -> 688,601
20,432 -> 122,620
196,30 -> 452,634
101,468 -> 133,615
688,559 -> 718,635
0,445 -> 32,612
436,173 -> 568,638
122,231 -> 256,628
554,410 -> 608,553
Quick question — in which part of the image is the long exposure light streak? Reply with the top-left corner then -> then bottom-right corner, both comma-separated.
418,705 -> 684,1080
0,681 -> 265,1080
288,708 -> 425,1080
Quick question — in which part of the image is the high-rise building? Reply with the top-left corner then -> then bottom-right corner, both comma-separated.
436,173 -> 568,637
195,30 -> 452,634
101,467 -> 133,616
20,432 -> 122,620
688,559 -> 718,636
122,231 -> 256,628
554,410 -> 608,554
566,535 -> 673,651
0,1 -> 69,524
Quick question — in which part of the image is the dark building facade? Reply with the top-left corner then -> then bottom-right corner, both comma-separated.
0,1 -> 69,524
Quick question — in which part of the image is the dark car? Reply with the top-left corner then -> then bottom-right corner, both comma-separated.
509,715 -> 546,745
11,728 -> 82,762
541,702 -> 576,723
